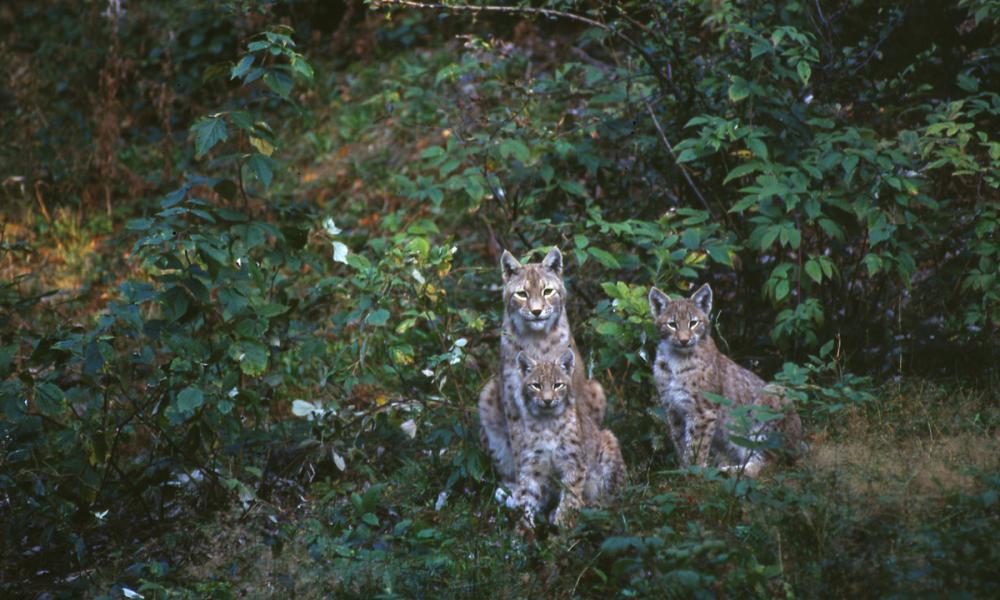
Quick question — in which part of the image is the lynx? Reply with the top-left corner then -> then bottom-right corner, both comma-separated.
478,247 -> 607,488
508,350 -> 625,530
648,283 -> 802,477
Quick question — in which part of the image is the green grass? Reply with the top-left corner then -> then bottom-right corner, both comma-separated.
88,379 -> 999,599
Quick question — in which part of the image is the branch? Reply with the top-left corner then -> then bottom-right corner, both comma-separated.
372,0 -> 611,30
369,0 -> 672,93
641,97 -> 721,221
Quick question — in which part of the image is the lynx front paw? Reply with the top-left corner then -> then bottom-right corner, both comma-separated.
552,506 -> 577,528
516,509 -> 537,536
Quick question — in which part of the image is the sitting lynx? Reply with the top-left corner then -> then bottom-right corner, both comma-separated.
509,349 -> 625,530
648,283 -> 802,477
478,247 -> 607,488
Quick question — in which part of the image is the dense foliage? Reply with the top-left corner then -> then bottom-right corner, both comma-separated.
1,0 -> 997,597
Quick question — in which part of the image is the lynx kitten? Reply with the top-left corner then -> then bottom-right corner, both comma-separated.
648,283 -> 802,477
478,247 -> 606,488
508,349 -> 625,529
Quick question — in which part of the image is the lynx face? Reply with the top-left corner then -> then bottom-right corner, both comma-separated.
648,283 -> 713,354
501,247 -> 566,332
517,350 -> 575,418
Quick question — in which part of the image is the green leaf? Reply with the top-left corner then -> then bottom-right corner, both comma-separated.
232,341 -> 269,376
728,76 -> 750,102
843,155 -> 859,183
723,162 -> 763,185
862,253 -> 882,276
191,116 -> 228,158
420,146 -> 445,160
176,387 -> 205,413
805,259 -> 822,284
34,383 -> 66,416
746,137 -> 769,160
587,247 -> 620,269
775,279 -> 790,301
595,321 -> 620,336
498,139 -> 530,163
558,180 -> 588,197
126,218 -> 155,231
231,55 -> 255,80
291,56 -> 314,81
0,344 -> 15,379
246,153 -> 274,188
366,309 -> 391,326
676,148 -> 698,163
263,71 -> 293,99
705,244 -> 733,267
760,225 -> 781,251
797,61 -> 812,85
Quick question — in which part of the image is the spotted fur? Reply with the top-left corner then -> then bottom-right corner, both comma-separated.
648,283 -> 803,477
478,247 -> 606,488
509,350 -> 625,531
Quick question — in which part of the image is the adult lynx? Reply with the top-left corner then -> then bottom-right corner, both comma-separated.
648,283 -> 802,476
478,247 -> 606,486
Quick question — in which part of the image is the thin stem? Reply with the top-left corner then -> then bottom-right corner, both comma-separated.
642,97 -> 722,221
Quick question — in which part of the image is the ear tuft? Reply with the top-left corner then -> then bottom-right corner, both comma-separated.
500,250 -> 522,282
648,287 -> 670,319
541,247 -> 563,276
559,349 -> 575,375
516,352 -> 536,376
691,283 -> 713,315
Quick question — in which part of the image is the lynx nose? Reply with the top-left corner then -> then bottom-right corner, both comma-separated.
531,308 -> 543,317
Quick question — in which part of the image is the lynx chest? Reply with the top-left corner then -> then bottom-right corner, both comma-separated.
653,343 -> 713,415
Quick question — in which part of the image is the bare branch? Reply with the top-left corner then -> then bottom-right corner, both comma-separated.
641,97 -> 721,220
369,0 -> 672,92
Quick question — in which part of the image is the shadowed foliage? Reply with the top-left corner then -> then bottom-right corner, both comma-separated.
0,0 -> 997,597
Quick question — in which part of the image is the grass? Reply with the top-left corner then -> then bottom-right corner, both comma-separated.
86,378 -> 999,598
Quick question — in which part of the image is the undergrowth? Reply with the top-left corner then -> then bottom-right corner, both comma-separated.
1,1 -> 998,598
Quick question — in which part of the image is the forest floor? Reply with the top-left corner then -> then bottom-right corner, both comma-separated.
80,378 -> 998,598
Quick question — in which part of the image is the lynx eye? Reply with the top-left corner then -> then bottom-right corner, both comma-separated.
553,383 -> 565,391
543,287 -> 555,297
666,321 -> 677,330
514,290 -> 528,299
689,318 -> 700,328
529,383 -> 541,391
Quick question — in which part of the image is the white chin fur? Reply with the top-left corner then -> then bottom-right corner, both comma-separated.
527,319 -> 549,331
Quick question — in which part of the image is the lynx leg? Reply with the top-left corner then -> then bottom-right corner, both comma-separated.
685,407 -> 718,468
552,469 -> 585,528
664,405 -> 689,467
512,463 -> 545,534
478,377 -> 515,484
720,432 -> 767,477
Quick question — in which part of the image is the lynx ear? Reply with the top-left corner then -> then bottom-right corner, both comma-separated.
541,246 -> 563,276
648,287 -> 670,319
558,348 -> 575,375
516,352 -> 536,376
500,250 -> 522,282
691,283 -> 713,315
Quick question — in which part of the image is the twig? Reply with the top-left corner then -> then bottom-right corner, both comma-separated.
372,0 -> 611,33
34,181 -> 52,225
369,0 -> 673,93
641,98 -> 721,221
